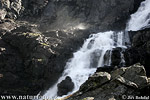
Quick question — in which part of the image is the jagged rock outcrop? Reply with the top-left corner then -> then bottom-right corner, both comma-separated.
67,63 -> 150,100
0,20 -> 91,95
124,28 -> 150,76
0,0 -> 146,96
0,0 -> 23,19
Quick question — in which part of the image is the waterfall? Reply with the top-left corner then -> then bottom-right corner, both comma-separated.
41,31 -> 125,99
41,0 -> 150,99
127,0 -> 150,31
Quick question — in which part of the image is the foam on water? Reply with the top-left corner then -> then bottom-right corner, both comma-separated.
127,0 -> 150,31
42,31 -> 125,99
40,0 -> 150,99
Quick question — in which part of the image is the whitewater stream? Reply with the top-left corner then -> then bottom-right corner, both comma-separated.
40,0 -> 150,99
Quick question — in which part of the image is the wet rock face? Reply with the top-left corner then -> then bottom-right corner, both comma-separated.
57,76 -> 74,96
0,20 -> 91,95
103,50 -> 111,66
90,49 -> 102,68
67,63 -> 150,100
124,28 -> 150,76
111,47 -> 122,67
0,0 -> 146,97
41,0 -> 135,31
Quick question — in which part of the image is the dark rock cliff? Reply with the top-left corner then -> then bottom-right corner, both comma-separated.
0,0 -> 144,31
0,21 -> 91,95
0,0 -> 146,97
124,28 -> 150,76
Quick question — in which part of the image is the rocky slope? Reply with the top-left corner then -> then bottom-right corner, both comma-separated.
124,28 -> 150,76
0,20 -> 91,95
0,0 -> 147,97
67,26 -> 150,100
67,63 -> 150,100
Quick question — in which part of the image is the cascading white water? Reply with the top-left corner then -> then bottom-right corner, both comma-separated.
41,0 -> 150,99
62,31 -> 125,94
127,0 -> 150,31
41,31 -> 125,99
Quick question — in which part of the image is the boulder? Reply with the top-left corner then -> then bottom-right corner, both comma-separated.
79,72 -> 111,93
57,76 -> 74,96
68,63 -> 149,100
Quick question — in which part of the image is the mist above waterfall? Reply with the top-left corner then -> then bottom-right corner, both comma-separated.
44,7 -> 89,32
40,0 -> 150,99
1,0 -> 150,99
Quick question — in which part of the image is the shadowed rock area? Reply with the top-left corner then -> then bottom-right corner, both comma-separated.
67,63 -> 150,100
0,0 -> 147,98
124,28 -> 150,76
